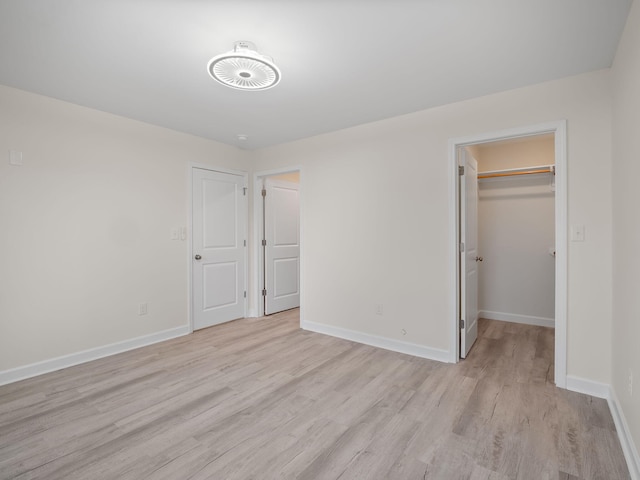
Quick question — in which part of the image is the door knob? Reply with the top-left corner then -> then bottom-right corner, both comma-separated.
194,254 -> 202,260
475,256 -> 483,262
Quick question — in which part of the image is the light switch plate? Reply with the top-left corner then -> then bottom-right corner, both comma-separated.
571,224 -> 585,242
9,150 -> 23,166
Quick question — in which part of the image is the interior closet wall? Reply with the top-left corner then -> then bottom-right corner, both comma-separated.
270,172 -> 300,184
475,136 -> 556,326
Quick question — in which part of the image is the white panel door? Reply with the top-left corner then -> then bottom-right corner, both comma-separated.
460,149 -> 479,358
264,179 -> 300,315
192,168 -> 246,330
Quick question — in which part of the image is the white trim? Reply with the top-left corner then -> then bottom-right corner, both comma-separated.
186,163 -> 194,333
448,122 -> 566,148
479,310 -> 555,328
0,325 -> 190,387
188,163 -> 249,331
553,120 -> 568,388
566,377 -> 640,479
189,162 -> 250,178
566,375 -> 610,399
448,120 -> 568,388
302,320 -> 450,363
608,389 -> 640,480
252,166 -> 302,319
252,174 -> 264,317
299,168 -> 305,328
448,138 -> 460,363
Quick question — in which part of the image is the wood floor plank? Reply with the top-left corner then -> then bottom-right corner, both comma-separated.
336,413 -> 422,479
0,313 -> 631,479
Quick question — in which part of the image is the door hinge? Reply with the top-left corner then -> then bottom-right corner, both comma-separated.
243,239 -> 246,247
459,242 -> 465,252
244,291 -> 247,298
261,188 -> 267,197
243,187 -> 247,196
262,239 -> 267,247
458,165 -> 464,176
460,319 -> 465,329
262,289 -> 267,297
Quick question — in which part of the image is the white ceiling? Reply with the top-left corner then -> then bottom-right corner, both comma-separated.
0,1 -> 632,150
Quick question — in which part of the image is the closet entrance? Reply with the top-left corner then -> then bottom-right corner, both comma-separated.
474,135 -> 556,331
450,121 -> 568,387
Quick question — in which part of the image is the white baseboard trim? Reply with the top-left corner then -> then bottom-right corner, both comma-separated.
301,320 -> 450,363
565,376 -> 639,479
608,388 -> 640,480
566,375 -> 610,399
479,310 -> 555,328
0,325 -> 190,387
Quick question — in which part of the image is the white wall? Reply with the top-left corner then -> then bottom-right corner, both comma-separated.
252,69 -> 613,383
612,0 -> 640,470
0,85 -> 250,372
476,139 -> 556,326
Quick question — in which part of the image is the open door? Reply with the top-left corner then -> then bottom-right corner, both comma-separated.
263,178 -> 300,315
460,149 -> 479,357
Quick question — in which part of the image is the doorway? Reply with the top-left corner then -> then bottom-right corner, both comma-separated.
253,168 -> 301,318
449,121 -> 568,388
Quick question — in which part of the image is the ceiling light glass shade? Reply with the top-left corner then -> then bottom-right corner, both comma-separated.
207,41 -> 281,91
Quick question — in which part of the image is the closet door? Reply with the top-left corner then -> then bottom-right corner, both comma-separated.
460,150 -> 479,358
264,178 -> 300,314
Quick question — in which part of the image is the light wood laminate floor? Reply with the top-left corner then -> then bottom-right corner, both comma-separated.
0,310 -> 630,479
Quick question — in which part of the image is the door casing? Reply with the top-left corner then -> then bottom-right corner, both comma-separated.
448,121 -> 568,388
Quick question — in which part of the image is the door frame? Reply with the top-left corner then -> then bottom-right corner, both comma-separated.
252,166 -> 302,319
188,163 -> 249,333
448,120 -> 568,388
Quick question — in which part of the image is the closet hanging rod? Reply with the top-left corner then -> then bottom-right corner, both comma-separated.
478,164 -> 555,180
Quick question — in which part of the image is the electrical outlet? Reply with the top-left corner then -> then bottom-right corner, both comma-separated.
375,304 -> 383,315
138,302 -> 148,316
628,369 -> 633,397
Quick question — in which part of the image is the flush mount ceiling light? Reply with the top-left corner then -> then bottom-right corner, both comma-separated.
207,41 -> 281,91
